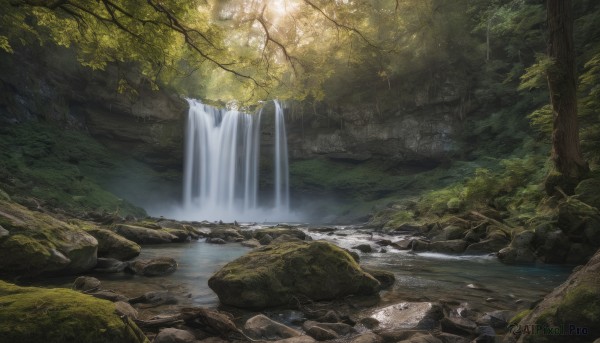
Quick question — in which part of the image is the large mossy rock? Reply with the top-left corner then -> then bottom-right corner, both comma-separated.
507,248 -> 600,343
208,241 -> 380,309
0,281 -> 149,343
87,228 -> 141,261
253,227 -> 307,241
0,200 -> 97,276
114,224 -> 177,244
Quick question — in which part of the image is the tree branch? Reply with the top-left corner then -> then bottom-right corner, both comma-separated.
256,10 -> 298,75
302,0 -> 377,48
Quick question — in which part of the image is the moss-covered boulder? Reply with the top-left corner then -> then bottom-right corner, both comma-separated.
557,198 -> 600,241
253,227 -> 307,241
0,200 -> 97,276
361,267 -> 396,289
114,224 -> 177,244
498,231 -> 536,265
507,248 -> 600,343
0,281 -> 149,343
208,241 -> 380,309
575,177 -> 600,209
87,228 -> 141,260
208,226 -> 245,242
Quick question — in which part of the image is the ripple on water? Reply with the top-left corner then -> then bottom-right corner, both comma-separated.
36,226 -> 572,314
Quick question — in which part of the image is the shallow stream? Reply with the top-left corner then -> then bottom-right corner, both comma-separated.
40,225 -> 573,318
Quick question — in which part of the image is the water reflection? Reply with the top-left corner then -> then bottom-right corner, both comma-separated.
38,228 -> 572,314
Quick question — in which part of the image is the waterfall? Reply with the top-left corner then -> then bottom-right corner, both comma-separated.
273,100 -> 290,211
181,99 -> 291,221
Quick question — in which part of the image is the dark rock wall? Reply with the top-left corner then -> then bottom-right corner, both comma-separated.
0,44 -> 468,212
0,45 -> 187,207
0,45 -> 186,172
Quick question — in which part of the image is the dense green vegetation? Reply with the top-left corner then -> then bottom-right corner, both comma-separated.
0,122 -> 162,217
1,0 -> 600,223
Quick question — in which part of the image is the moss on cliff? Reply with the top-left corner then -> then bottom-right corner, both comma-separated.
0,122 -> 159,217
0,281 -> 149,343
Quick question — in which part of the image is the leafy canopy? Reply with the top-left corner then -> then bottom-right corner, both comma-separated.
0,0 -> 481,106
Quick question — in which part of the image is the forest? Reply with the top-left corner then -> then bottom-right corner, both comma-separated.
0,1 -> 599,343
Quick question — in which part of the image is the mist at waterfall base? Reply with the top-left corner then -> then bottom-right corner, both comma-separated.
162,99 -> 301,222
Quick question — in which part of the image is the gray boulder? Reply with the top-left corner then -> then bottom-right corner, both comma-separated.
208,241 -> 380,309
364,302 -> 443,331
128,257 -> 177,276
154,328 -> 197,343
429,240 -> 468,254
114,224 -> 177,244
87,228 -> 141,260
244,314 -> 301,340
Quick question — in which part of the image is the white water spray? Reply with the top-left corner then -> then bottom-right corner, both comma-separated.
178,99 -> 293,221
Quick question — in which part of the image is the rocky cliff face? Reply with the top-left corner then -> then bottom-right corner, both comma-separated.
287,111 -> 455,164
0,45 -> 186,172
283,85 -> 465,167
1,44 -> 464,170
0,44 -> 187,208
0,44 -> 468,217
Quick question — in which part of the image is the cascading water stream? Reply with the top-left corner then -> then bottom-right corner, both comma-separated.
181,99 -> 291,221
273,100 -> 290,211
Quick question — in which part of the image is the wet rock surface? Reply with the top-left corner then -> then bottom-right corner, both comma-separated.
208,241 -> 380,309
0,216 -> 583,343
244,314 -> 302,340
128,256 -> 178,276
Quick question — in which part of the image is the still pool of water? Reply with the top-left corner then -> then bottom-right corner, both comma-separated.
39,228 -> 573,315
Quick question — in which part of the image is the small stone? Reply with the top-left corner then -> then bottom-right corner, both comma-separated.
316,310 -> 341,323
129,291 -> 178,306
259,234 -> 274,245
302,320 -> 355,336
465,283 -> 492,292
362,267 -> 396,289
476,310 -> 514,329
241,239 -> 261,248
352,244 -> 373,253
366,302 -> 443,331
154,328 -> 197,343
306,325 -> 338,341
72,276 -> 101,292
94,257 -> 128,273
376,240 -> 392,246
206,237 -> 227,244
244,314 -> 302,340
128,256 -> 177,276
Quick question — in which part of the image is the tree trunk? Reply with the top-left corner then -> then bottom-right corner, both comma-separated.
545,0 -> 588,194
